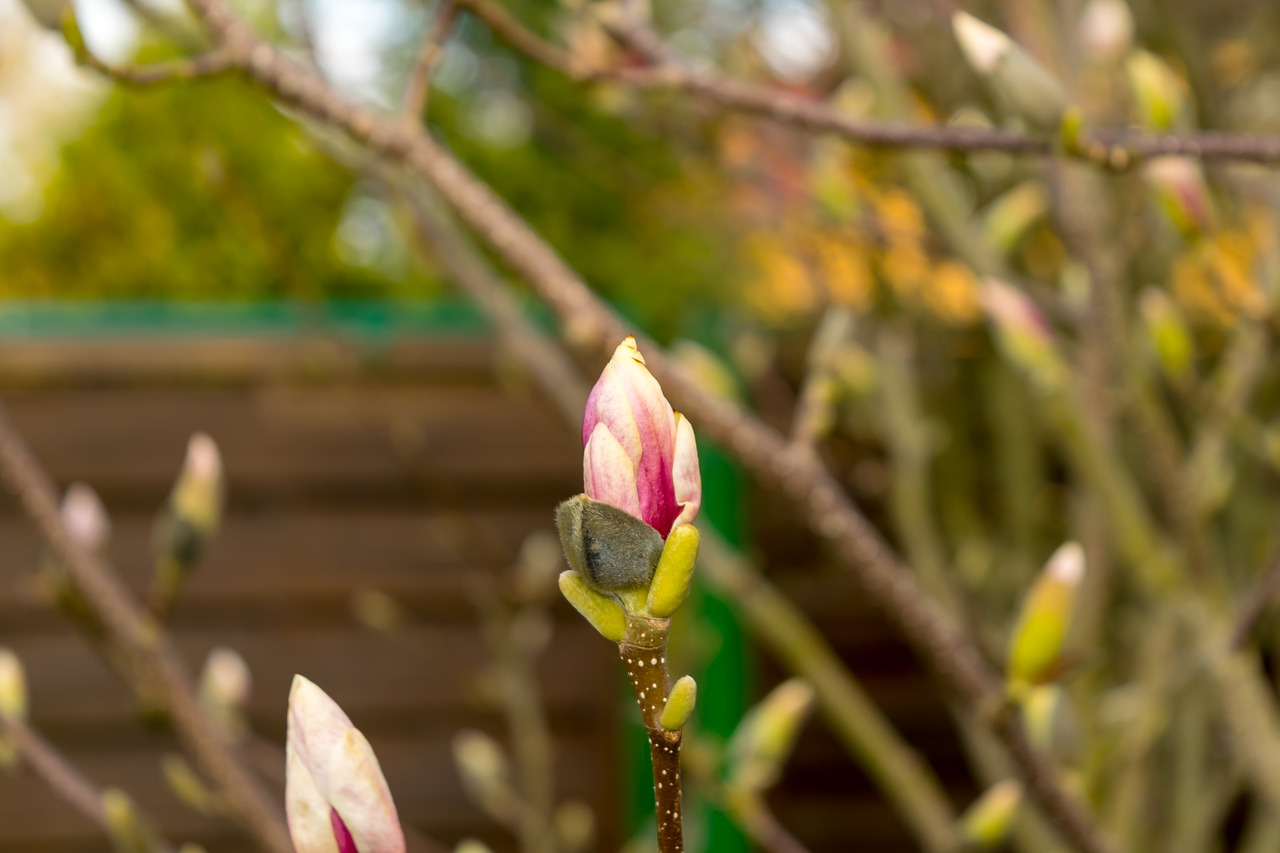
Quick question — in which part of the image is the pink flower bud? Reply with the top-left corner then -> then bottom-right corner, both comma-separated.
582,337 -> 701,538
286,676 -> 404,853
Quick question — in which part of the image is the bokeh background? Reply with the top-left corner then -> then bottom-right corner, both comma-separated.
6,0 -> 1280,851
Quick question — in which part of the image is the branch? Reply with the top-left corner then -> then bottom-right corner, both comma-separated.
64,12 -> 234,86
105,5 -> 1114,851
1231,543 -> 1280,650
0,714 -> 175,853
402,0 -> 459,118
0,404 -> 293,853
457,0 -> 1280,168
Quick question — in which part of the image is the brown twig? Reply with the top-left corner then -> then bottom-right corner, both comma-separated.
97,4 -> 1114,850
455,0 -> 1280,168
0,715 -> 109,835
0,404 -> 293,853
1231,543 -> 1280,650
64,11 -> 234,86
403,0 -> 459,117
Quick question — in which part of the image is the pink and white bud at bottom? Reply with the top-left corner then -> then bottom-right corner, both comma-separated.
286,675 -> 404,853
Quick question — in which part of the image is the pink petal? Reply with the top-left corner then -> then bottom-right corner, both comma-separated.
669,412 -> 701,531
331,810 -> 359,853
584,424 -> 642,519
328,729 -> 405,853
582,338 -> 677,531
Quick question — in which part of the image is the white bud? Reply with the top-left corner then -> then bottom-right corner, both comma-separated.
61,483 -> 110,552
1079,0 -> 1133,64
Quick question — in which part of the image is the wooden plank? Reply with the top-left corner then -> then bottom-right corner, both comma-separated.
2,386 -> 578,498
15,621 -> 616,729
0,507 -> 563,603
0,336 -> 502,388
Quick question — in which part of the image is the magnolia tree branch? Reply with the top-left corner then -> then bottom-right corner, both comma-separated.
0,403 -> 293,853
0,715 -> 121,843
455,0 -> 1280,168
402,0 -> 458,118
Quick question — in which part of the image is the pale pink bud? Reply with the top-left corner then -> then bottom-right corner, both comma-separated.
286,676 -> 404,853
61,483 -> 110,552
582,337 -> 701,538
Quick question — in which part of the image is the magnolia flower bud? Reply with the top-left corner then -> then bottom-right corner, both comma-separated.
1126,51 -> 1187,130
726,679 -> 815,792
1139,288 -> 1194,382
1007,543 -> 1086,688
286,676 -> 404,853
151,433 -> 225,615
1078,0 -> 1133,65
959,779 -> 1024,849
582,337 -> 701,538
61,482 -> 111,552
1144,157 -> 1213,238
953,12 -> 1069,132
452,730 -> 512,818
199,647 -> 251,740
0,649 -> 26,770
981,280 -> 1065,391
0,649 -> 27,722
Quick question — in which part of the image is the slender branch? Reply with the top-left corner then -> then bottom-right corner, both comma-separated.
0,715 -> 107,834
0,404 -> 293,853
64,12 -> 234,86
0,714 -> 176,853
403,0 -> 459,117
1231,542 -> 1280,650
456,0 -> 1280,168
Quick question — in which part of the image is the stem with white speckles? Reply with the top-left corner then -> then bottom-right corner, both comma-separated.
621,614 -> 684,853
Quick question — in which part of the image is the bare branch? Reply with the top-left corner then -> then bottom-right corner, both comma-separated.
64,12 -> 234,86
458,0 -> 1280,168
403,0 -> 459,118
0,716 -> 107,834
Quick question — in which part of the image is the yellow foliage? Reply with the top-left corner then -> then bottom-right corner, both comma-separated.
925,261 -> 982,324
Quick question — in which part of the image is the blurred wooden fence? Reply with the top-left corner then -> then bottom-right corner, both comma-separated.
0,328 -> 622,852
0,315 -> 970,852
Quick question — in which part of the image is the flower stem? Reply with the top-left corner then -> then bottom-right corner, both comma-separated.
621,614 -> 684,853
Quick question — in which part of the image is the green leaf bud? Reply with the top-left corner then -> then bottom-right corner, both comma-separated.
161,754 -> 218,816
1007,543 -> 1085,688
0,649 -> 27,721
647,525 -> 700,618
953,12 -> 1069,132
726,679 -> 816,792
102,788 -> 162,853
959,779 -> 1024,849
659,675 -> 697,731
558,571 -> 627,643
452,730 -> 512,817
